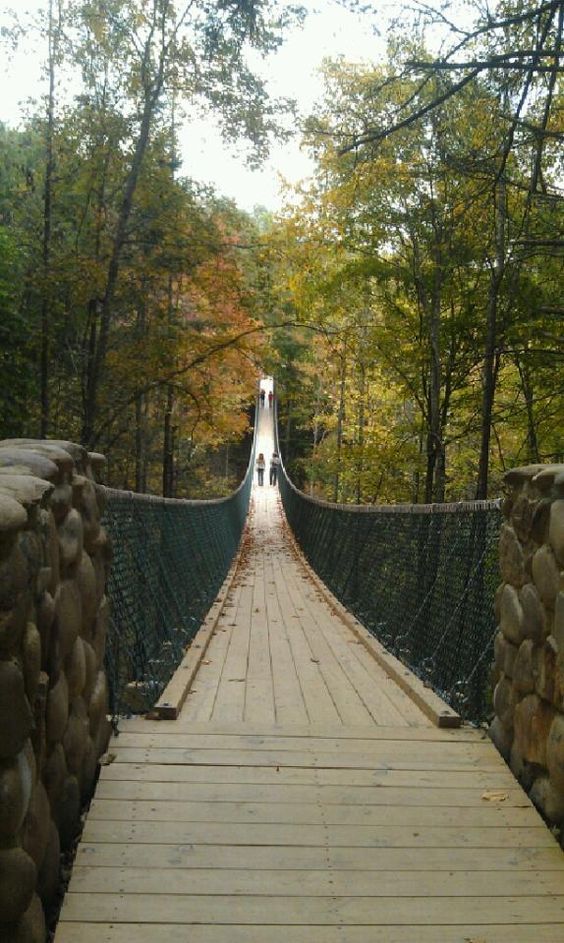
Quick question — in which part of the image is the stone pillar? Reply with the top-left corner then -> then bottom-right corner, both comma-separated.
490,463 -> 564,826
0,440 -> 111,941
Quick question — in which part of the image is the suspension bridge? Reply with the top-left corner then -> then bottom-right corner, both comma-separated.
52,389 -> 564,942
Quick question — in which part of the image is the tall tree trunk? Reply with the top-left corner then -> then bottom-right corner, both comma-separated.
355,359 -> 365,504
162,385 -> 174,497
82,28 -> 168,446
135,393 -> 147,492
80,85 -> 110,438
40,0 -> 58,437
412,423 -> 425,503
134,297 -> 148,492
516,354 -> 540,462
413,230 -> 443,505
162,275 -> 176,497
311,386 -> 321,497
162,99 -> 179,498
476,179 -> 506,499
434,445 -> 446,502
285,397 -> 292,462
425,276 -> 442,503
334,341 -> 347,503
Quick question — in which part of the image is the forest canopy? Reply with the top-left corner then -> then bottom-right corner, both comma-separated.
269,0 -> 563,502
0,0 -> 305,495
0,0 -> 562,500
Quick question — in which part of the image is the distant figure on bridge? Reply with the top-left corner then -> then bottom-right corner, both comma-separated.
268,390 -> 273,409
259,388 -> 265,407
269,451 -> 280,486
256,452 -> 265,486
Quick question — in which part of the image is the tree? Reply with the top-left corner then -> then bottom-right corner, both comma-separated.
270,49 -> 562,501
339,0 -> 563,195
0,226 -> 36,437
39,0 -> 62,436
0,0 -> 305,495
331,1 -> 563,494
67,0 -> 302,445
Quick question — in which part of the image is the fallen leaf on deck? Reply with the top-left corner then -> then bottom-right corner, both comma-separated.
481,790 -> 509,802
100,752 -> 116,766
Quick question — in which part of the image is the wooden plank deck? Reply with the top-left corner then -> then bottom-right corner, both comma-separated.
55,408 -> 564,942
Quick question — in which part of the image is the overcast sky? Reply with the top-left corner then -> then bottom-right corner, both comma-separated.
0,1 -> 386,212
179,2 -> 385,211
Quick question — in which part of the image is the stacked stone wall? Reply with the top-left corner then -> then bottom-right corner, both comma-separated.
491,463 -> 564,829
0,439 -> 111,941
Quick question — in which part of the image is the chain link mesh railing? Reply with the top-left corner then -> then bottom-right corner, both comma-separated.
101,436 -> 255,716
277,445 -> 501,724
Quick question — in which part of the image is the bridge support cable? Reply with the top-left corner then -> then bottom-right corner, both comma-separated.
275,406 -> 501,724
101,412 -> 256,716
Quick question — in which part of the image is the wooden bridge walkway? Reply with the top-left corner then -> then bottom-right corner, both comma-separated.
55,410 -> 564,942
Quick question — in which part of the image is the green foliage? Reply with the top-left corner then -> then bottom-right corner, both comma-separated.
0,0 -> 302,494
1,0 -> 561,502
0,226 -> 37,437
269,36 -> 563,502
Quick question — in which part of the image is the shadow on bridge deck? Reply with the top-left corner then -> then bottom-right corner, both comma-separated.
55,405 -> 564,942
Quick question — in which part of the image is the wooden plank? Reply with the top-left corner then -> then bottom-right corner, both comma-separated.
338,624 -> 432,727
154,538 -> 246,720
288,571 -> 432,728
88,798 -> 541,828
211,580 -> 254,722
53,924 -> 564,943
95,779 -> 529,808
68,865 -> 564,898
107,734 -> 500,759
244,557 -> 276,723
263,556 -> 310,725
178,595 -> 238,723
75,842 -> 564,872
58,892 -> 564,925
282,567 -> 423,727
109,731 -> 492,754
279,571 -> 381,727
100,745 -> 511,771
349,621 -> 462,728
82,820 -> 556,848
122,719 -> 484,742
271,571 -> 342,724
98,762 -> 520,788
336,895 -> 564,924
285,526 -> 460,727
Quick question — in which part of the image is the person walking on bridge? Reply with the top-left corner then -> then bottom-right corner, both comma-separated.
256,452 -> 265,486
268,390 -> 273,409
259,388 -> 265,407
269,451 -> 280,486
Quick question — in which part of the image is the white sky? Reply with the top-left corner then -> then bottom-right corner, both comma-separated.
179,2 -> 385,211
0,0 -> 386,212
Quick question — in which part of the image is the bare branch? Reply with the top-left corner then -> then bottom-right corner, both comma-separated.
339,69 -> 481,154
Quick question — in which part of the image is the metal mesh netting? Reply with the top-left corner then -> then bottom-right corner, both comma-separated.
278,462 -> 501,724
101,448 -> 254,715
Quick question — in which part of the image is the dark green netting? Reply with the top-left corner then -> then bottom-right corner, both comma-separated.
101,442 -> 254,715
278,452 -> 501,725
